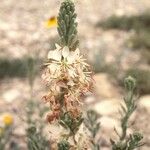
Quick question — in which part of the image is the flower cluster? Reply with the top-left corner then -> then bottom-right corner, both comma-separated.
42,44 -> 93,123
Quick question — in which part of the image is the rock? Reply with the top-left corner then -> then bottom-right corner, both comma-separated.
14,126 -> 26,137
94,98 -> 122,115
100,116 -> 119,130
0,100 -> 6,107
85,95 -> 96,104
101,147 -> 110,150
2,89 -> 21,103
93,98 -> 136,122
139,95 -> 150,111
94,73 -> 120,98
98,116 -> 121,144
140,146 -> 150,150
99,116 -> 133,144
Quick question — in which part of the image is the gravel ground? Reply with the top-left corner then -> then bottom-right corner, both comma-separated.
0,0 -> 150,149
0,0 -> 150,59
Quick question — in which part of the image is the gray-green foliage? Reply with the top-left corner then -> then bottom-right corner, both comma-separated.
27,57 -> 36,92
26,101 -> 50,150
110,76 -> 143,150
0,126 -> 12,150
97,12 -> 150,31
0,57 -> 40,79
111,133 -> 143,150
57,0 -> 79,51
59,113 -> 83,135
0,126 -> 19,150
125,68 -> 150,95
0,58 -> 28,78
98,11 -> 150,65
9,141 -> 20,150
92,50 -> 107,73
84,110 -> 101,150
59,112 -> 83,146
58,140 -> 70,150
27,126 -> 49,150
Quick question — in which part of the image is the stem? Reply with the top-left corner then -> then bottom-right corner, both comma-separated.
120,89 -> 134,141
73,135 -> 77,145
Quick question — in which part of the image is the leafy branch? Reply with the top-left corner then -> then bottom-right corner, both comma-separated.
84,110 -> 101,150
111,76 -> 144,150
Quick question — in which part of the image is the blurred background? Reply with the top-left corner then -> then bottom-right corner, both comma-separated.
0,0 -> 150,149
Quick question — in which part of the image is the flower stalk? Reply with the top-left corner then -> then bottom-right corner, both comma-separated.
42,0 -> 92,149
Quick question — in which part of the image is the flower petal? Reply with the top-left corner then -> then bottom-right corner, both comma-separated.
48,63 -> 58,74
55,43 -> 61,49
53,50 -> 62,61
48,50 -> 62,61
67,52 -> 76,64
75,48 -> 80,55
62,46 -> 69,58
48,50 -> 54,59
67,48 -> 80,64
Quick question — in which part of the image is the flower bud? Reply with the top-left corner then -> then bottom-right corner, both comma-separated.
58,140 -> 70,150
124,76 -> 136,91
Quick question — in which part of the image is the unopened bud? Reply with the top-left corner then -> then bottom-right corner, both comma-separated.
124,76 -> 136,91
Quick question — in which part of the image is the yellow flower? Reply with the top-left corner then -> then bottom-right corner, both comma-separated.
3,114 -> 14,126
44,17 -> 57,28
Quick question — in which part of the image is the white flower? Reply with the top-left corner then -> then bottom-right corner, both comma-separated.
48,50 -> 61,61
62,46 -> 70,58
47,44 -> 80,64
48,63 -> 61,78
67,49 -> 80,64
48,44 -> 62,61
44,44 -> 92,90
67,66 -> 77,78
